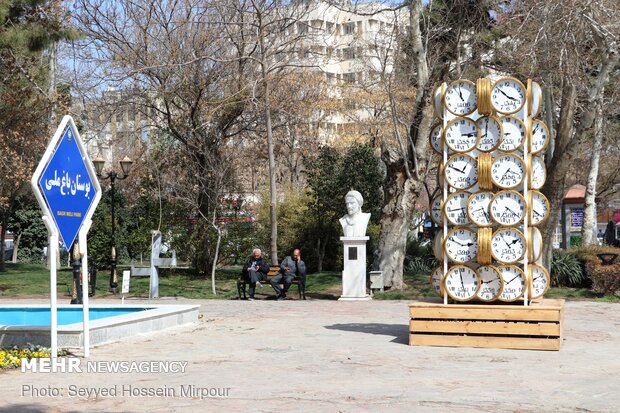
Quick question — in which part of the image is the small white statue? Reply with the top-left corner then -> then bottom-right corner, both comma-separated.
339,190 -> 371,237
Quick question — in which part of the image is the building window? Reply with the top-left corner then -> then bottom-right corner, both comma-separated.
343,73 -> 356,84
342,47 -> 356,59
343,22 -> 355,35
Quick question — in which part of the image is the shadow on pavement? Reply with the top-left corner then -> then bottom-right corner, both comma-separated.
324,323 -> 409,345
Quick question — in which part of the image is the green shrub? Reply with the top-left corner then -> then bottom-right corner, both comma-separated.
551,250 -> 586,287
405,233 -> 437,274
586,262 -> 620,295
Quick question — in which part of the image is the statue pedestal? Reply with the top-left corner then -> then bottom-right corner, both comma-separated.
339,236 -> 371,301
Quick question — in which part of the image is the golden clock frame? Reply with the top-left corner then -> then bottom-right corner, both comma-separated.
491,227 -> 526,264
489,189 -> 526,227
476,264 -> 504,302
496,264 -> 527,302
441,264 -> 482,302
491,77 -> 527,115
491,152 -> 526,189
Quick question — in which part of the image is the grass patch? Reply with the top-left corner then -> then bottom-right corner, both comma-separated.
1,263 -> 616,302
545,287 -> 619,302
372,272 -> 435,300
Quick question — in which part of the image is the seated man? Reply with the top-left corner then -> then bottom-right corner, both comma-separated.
271,248 -> 306,300
242,248 -> 269,301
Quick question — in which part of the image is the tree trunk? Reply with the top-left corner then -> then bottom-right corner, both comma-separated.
12,232 -> 21,263
0,212 -> 6,272
316,237 -> 323,273
581,97 -> 604,245
256,7 -> 278,265
210,224 -> 221,295
541,83 -> 577,266
377,146 -> 422,289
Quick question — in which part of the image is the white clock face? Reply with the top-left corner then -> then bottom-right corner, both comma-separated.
497,265 -> 526,302
433,84 -> 445,119
530,155 -> 546,189
530,119 -> 549,154
444,80 -> 477,116
430,266 -> 443,296
429,123 -> 444,154
491,153 -> 525,189
445,228 -> 478,263
490,190 -> 525,226
531,81 -> 543,117
434,232 -> 444,261
444,265 -> 480,301
430,195 -> 443,225
444,191 -> 470,226
491,78 -> 526,114
498,116 -> 525,152
529,227 -> 543,262
477,265 -> 503,302
445,117 -> 479,153
529,190 -> 550,226
529,264 -> 550,299
491,228 -> 526,264
467,191 -> 493,226
476,116 -> 503,152
445,154 -> 478,189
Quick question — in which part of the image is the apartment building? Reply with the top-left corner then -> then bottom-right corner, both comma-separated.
294,0 -> 408,142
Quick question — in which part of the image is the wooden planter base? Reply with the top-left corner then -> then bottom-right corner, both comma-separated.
409,299 -> 564,351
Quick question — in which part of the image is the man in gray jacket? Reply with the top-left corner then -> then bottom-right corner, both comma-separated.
271,248 -> 306,300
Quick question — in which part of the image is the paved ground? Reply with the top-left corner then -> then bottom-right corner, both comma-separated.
0,297 -> 618,413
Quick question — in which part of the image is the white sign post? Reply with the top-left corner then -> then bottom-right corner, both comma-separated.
31,115 -> 101,358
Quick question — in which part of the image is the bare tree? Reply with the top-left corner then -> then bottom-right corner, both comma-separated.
73,0 -> 255,274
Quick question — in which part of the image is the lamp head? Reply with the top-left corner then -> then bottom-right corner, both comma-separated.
120,156 -> 133,176
93,155 -> 105,176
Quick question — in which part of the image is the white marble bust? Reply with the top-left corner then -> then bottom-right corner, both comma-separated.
339,190 -> 371,237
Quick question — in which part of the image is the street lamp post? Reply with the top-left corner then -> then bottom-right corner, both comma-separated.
93,155 -> 133,294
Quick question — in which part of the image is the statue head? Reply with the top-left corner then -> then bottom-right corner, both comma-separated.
345,190 -> 364,216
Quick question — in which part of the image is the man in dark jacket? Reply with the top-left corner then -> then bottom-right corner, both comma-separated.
271,248 -> 306,300
243,248 -> 269,301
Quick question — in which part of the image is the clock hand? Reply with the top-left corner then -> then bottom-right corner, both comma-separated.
462,132 -> 477,137
533,123 -> 539,134
449,237 -> 466,247
507,275 -> 520,284
499,233 -> 512,249
533,209 -> 544,218
499,89 -> 517,101
505,206 -> 521,218
448,165 -> 466,174
499,168 -> 515,184
460,273 -> 465,290
447,207 -> 465,212
458,86 -> 464,101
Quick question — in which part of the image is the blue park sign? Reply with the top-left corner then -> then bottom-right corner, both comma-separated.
33,116 -> 100,248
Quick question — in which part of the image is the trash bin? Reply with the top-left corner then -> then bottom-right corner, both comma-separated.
369,271 -> 384,296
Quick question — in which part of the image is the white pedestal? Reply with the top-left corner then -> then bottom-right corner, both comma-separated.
339,236 -> 371,300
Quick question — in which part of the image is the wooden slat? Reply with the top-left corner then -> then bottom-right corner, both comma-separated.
409,319 -> 560,336
409,306 -> 561,322
409,333 -> 561,351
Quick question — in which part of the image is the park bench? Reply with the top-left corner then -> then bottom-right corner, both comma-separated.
130,230 -> 177,298
237,265 -> 306,300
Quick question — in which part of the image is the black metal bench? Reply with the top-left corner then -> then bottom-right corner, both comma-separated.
237,265 -> 306,300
